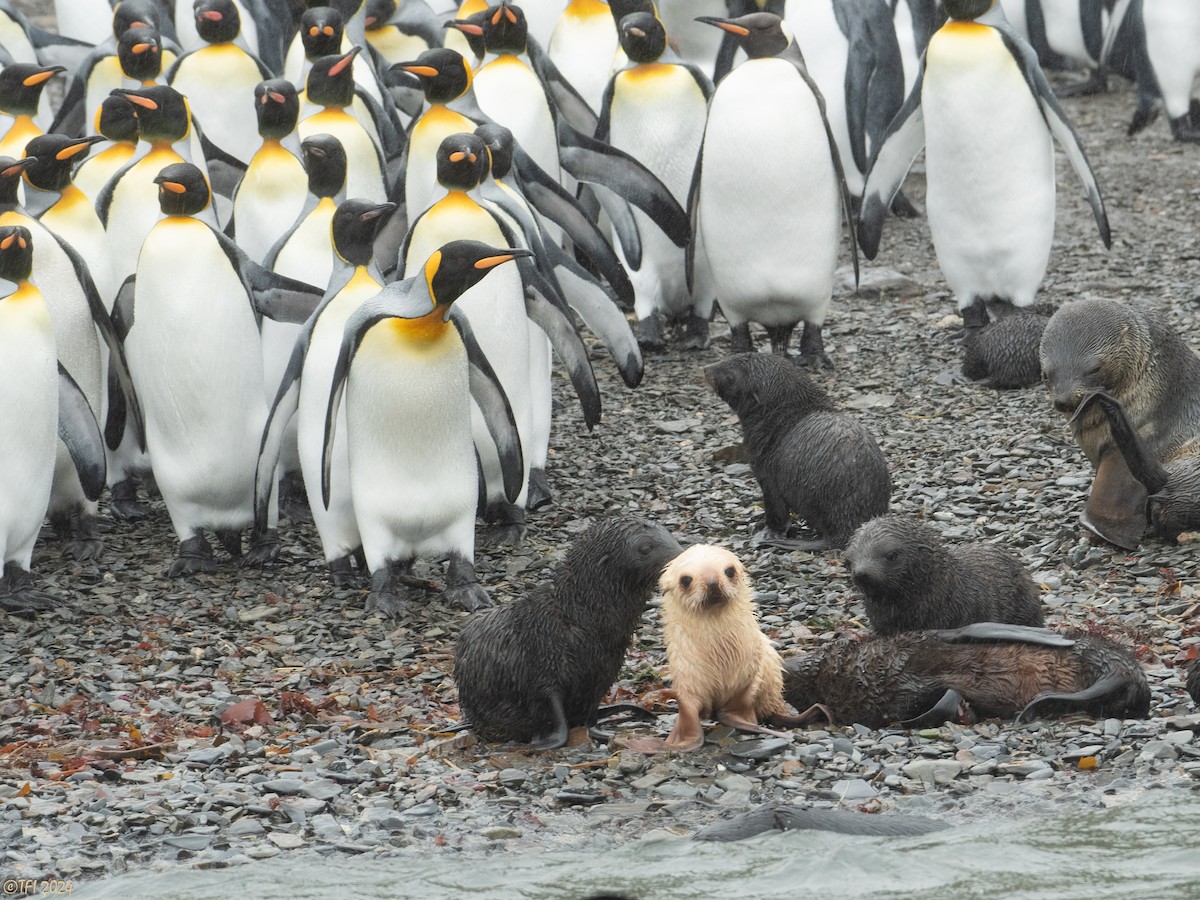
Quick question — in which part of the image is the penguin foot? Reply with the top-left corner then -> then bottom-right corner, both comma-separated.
65,514 -> 104,562
765,324 -> 796,356
278,471 -> 311,523
890,189 -> 920,219
1056,69 -> 1107,98
170,535 -> 220,578
216,529 -> 242,558
797,322 -> 831,369
244,529 -> 280,568
365,588 -> 410,619
143,471 -> 161,499
445,554 -> 491,612
729,323 -> 754,354
751,527 -> 830,552
0,566 -> 56,616
484,503 -> 527,546
960,297 -> 990,332
328,555 -> 363,588
526,468 -> 553,511
109,479 -> 150,521
1169,116 -> 1200,142
636,315 -> 666,352
679,314 -> 711,351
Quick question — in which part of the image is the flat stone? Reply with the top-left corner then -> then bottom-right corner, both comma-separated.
300,780 -> 342,801
259,778 -> 305,796
715,773 -> 754,794
997,761 -> 1051,777
480,826 -> 522,840
902,760 -> 963,784
828,779 -> 878,801
267,832 -> 307,849
163,833 -> 213,852
228,818 -> 265,837
730,738 -> 791,760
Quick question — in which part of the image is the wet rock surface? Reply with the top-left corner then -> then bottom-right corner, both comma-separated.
2,77 -> 1199,880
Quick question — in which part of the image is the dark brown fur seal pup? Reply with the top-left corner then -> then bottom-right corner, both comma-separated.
961,308 -> 1051,389
1040,299 -> 1200,549
782,623 -> 1150,729
1187,660 -> 1200,706
453,516 -> 682,750
705,354 -> 891,550
844,515 -> 1044,636
625,545 -> 801,753
694,803 -> 948,841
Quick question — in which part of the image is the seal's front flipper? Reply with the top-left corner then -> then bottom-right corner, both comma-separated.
931,623 -> 1075,647
900,689 -> 974,728
1083,451 -> 1149,550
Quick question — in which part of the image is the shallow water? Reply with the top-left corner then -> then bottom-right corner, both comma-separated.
78,790 -> 1200,899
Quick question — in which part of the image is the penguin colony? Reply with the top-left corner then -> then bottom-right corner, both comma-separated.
0,0 -> 1195,743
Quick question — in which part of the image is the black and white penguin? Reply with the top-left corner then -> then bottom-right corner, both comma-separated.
0,63 -> 63,158
693,12 -> 857,362
321,239 -> 530,615
0,224 -> 105,615
114,162 -> 323,576
255,197 -> 393,584
1125,0 -> 1200,141
548,0 -> 621,116
859,0 -> 1111,331
598,12 -> 713,351
365,0 -> 444,67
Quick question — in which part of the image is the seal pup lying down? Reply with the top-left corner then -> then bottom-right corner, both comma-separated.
626,545 -> 803,753
782,623 -> 1149,729
705,354 -> 890,550
453,516 -> 682,750
844,515 -> 1044,636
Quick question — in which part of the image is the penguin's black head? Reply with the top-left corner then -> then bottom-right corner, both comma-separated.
443,10 -> 488,60
390,48 -> 471,104
436,132 -> 488,191
0,225 -> 33,283
300,6 -> 345,60
943,0 -> 994,22
0,156 -> 36,204
153,162 -> 211,216
22,135 -> 104,192
364,0 -> 396,30
619,12 -> 666,65
254,79 -> 300,139
301,132 -> 348,198
117,26 -> 163,83
609,0 -> 657,28
306,46 -> 360,108
331,198 -> 396,266
96,94 -> 141,143
115,85 -> 191,143
0,64 -> 66,117
112,0 -> 163,40
194,0 -> 242,44
696,12 -> 792,60
474,123 -> 513,180
479,2 -> 527,55
425,240 -> 533,308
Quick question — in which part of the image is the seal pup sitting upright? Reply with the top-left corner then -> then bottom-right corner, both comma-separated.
844,515 -> 1044,636
626,545 -> 803,753
782,623 -> 1150,729
453,516 -> 682,751
1040,299 -> 1200,549
706,353 -> 890,549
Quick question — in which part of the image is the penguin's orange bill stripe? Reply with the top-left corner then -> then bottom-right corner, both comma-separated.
403,65 -> 439,76
713,22 -> 749,35
449,151 -> 466,162
323,25 -> 335,36
56,143 -> 93,161
474,254 -> 516,269
0,233 -> 15,250
504,6 -> 517,23
160,181 -> 187,194
455,22 -> 483,35
23,71 -> 57,86
132,42 -> 152,54
201,10 -> 223,21
329,53 -> 357,76
1,162 -> 31,177
18,236 -> 26,249
125,95 -> 158,110
308,26 -> 320,36
267,90 -> 286,103
491,7 -> 503,24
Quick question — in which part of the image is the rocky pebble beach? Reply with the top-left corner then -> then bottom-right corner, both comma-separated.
2,76 -> 1200,884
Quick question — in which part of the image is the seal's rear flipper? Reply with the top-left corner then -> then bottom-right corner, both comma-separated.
931,623 -> 1075,647
530,692 -> 570,751
900,689 -> 974,728
1014,674 -> 1131,724
594,703 -> 656,723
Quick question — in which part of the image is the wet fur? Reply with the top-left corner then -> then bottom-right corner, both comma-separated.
845,515 -> 1044,636
1188,660 -> 1199,706
962,311 -> 1050,389
705,354 -> 890,547
782,629 -> 1149,728
453,517 -> 682,744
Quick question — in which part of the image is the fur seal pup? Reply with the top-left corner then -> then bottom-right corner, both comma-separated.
844,515 -> 1044,636
453,517 -> 682,750
961,307 -> 1052,389
693,803 -> 948,841
782,623 -> 1150,729
1188,660 -> 1200,706
1040,299 -> 1200,550
705,353 -> 891,549
626,545 -> 802,753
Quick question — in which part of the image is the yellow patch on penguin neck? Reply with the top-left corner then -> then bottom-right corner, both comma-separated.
3,280 -> 40,305
624,62 -> 672,82
939,20 -> 992,38
565,0 -> 610,20
383,306 -> 453,345
345,265 -> 380,292
483,54 -> 526,74
433,189 -> 479,213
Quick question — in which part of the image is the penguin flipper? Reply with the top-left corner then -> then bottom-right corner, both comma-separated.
449,308 -> 525,505
998,29 -> 1112,248
545,242 -> 644,390
196,126 -> 249,199
104,275 -> 136,451
527,37 -> 599,135
510,150 -> 635,305
930,623 -> 1075,648
216,230 -> 325,324
23,187 -> 59,220
556,119 -> 690,247
522,288 -> 602,431
57,362 -> 106,504
838,9 -> 875,176
858,68 -> 926,260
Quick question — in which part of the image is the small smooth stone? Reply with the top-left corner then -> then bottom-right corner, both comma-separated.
480,826 -> 522,840
267,832 -> 307,849
730,738 -> 791,760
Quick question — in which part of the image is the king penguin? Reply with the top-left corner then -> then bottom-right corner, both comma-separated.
0,224 -> 106,615
693,12 -> 857,362
1128,0 -> 1200,141
321,239 -> 529,616
114,162 -> 323,576
859,0 -> 1111,331
73,94 -> 140,211
255,198 -> 394,585
0,63 -> 63,159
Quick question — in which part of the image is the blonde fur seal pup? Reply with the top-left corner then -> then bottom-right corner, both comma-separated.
627,545 -> 801,753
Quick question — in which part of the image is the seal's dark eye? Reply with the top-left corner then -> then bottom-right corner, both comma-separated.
724,566 -> 736,579
679,575 -> 693,589
884,550 -> 899,562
